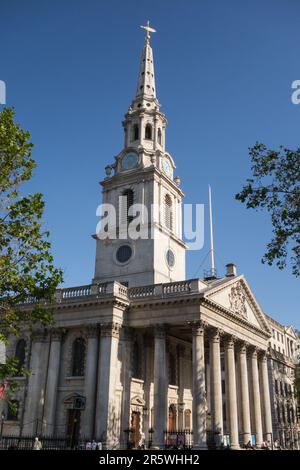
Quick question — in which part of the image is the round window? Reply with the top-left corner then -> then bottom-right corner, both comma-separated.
116,245 -> 132,264
166,249 -> 175,268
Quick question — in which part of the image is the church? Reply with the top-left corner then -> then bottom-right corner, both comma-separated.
1,25 -> 299,450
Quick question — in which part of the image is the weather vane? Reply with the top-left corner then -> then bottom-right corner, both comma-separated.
140,20 -> 157,43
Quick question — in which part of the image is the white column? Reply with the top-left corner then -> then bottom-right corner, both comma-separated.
144,334 -> 153,446
224,336 -> 239,449
120,327 -> 133,448
81,325 -> 99,439
177,345 -> 185,430
192,321 -> 207,449
95,322 -> 121,448
43,329 -> 63,434
153,325 -> 167,448
209,328 -> 223,446
250,348 -> 263,447
259,352 -> 273,441
237,343 -> 251,445
22,330 -> 48,435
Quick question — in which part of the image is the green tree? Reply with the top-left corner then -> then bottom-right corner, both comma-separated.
0,107 -> 63,390
236,142 -> 300,276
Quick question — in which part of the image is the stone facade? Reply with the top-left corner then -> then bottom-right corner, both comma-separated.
1,30 -> 299,450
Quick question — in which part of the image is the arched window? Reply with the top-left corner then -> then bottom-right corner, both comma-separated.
145,124 -> 152,140
14,339 -> 26,374
72,337 -> 86,377
164,194 -> 173,231
184,409 -> 191,430
132,340 -> 142,379
169,352 -> 177,386
158,128 -> 162,145
132,124 -> 139,141
168,404 -> 177,432
121,189 -> 134,225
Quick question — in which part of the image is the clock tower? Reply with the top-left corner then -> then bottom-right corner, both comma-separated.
93,25 -> 186,287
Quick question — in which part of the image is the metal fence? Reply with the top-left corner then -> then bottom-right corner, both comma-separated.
0,435 -> 99,450
163,430 -> 193,449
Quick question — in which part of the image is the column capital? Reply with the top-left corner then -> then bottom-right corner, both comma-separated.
248,345 -> 260,357
189,320 -> 207,336
50,327 -> 65,341
154,324 -> 167,339
208,327 -> 222,342
121,326 -> 134,342
258,349 -> 268,362
223,334 -> 237,349
235,340 -> 249,354
100,322 -> 121,338
85,324 -> 99,339
32,329 -> 48,343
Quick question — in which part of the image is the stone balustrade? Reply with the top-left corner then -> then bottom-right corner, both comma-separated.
20,278 -> 205,306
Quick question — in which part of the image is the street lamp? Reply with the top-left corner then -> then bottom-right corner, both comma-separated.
148,428 -> 154,449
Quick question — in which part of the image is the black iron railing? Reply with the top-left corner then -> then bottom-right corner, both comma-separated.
164,430 -> 193,449
0,435 -> 103,450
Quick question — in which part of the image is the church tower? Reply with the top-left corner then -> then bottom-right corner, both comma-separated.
93,24 -> 186,287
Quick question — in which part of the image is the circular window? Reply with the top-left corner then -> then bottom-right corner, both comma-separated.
116,245 -> 132,264
166,249 -> 175,268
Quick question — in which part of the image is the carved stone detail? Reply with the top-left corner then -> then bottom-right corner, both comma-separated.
100,322 -> 121,338
189,320 -> 207,336
50,328 -> 65,342
228,281 -> 247,318
153,324 -> 167,339
85,324 -> 99,339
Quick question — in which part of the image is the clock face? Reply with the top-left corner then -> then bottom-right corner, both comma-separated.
162,157 -> 172,178
121,153 -> 138,170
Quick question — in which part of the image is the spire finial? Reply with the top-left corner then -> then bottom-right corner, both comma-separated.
140,20 -> 157,43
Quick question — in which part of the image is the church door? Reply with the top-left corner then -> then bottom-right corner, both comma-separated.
168,405 -> 177,432
131,411 -> 141,448
67,409 -> 81,448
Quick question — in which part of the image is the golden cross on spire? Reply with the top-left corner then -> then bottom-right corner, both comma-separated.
140,20 -> 157,43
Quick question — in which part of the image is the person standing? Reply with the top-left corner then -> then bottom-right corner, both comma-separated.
33,437 -> 42,450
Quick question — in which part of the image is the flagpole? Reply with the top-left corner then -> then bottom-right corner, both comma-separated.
208,185 -> 215,276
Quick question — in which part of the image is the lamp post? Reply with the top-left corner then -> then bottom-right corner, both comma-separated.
148,428 -> 154,449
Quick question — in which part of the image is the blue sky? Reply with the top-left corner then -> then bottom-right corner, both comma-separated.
1,0 -> 299,327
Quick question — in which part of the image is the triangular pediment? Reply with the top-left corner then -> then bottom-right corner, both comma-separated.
285,325 -> 297,339
205,275 -> 271,334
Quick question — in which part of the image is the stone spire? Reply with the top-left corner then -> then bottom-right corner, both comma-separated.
135,36 -> 156,100
131,22 -> 159,110
122,22 -> 167,152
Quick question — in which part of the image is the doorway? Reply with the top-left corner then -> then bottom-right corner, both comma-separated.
67,409 -> 81,448
131,411 -> 141,448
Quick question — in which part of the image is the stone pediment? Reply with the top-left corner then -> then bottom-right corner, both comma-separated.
285,325 -> 298,339
205,275 -> 271,335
